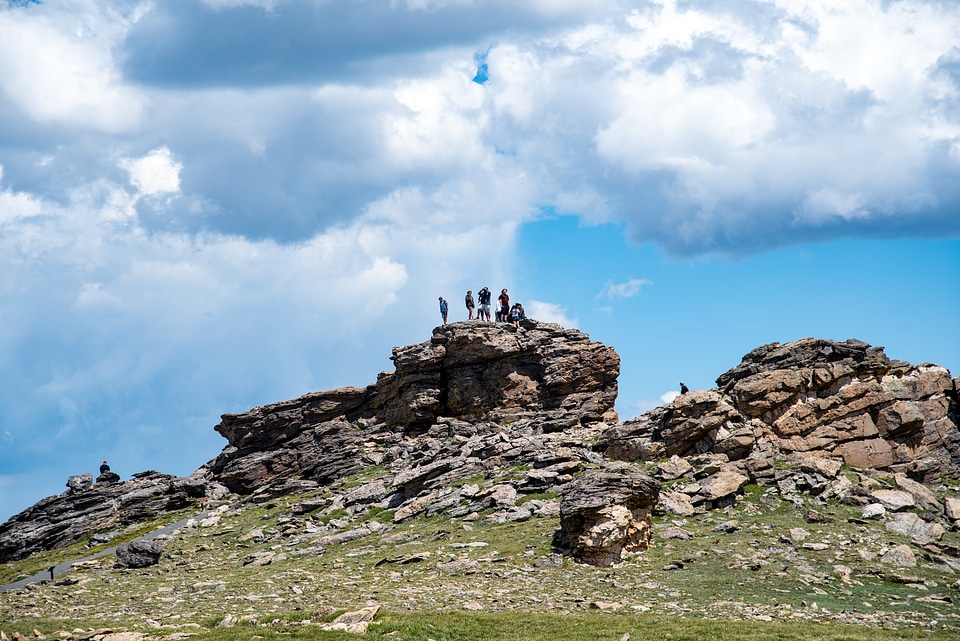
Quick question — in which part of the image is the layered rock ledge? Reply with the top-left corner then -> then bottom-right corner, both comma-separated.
2,330 -> 957,566
597,338 -> 960,482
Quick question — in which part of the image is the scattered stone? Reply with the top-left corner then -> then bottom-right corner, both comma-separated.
698,471 -> 749,502
799,457 -> 843,479
66,474 -> 93,492
658,491 -> 695,517
881,544 -> 917,567
945,497 -> 960,522
885,513 -> 945,545
870,490 -> 917,512
660,526 -> 693,540
894,474 -> 942,513
861,504 -> 886,520
656,456 -> 693,481
789,528 -> 810,542
115,539 -> 163,569
320,605 -> 380,634
436,558 -> 482,574
711,520 -> 740,534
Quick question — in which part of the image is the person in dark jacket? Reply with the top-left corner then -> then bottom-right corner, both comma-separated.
465,290 -> 475,320
99,460 -> 110,474
477,287 -> 492,321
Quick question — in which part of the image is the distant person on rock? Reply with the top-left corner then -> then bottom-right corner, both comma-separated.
439,297 -> 448,325
97,460 -> 120,484
498,289 -> 510,322
477,287 -> 492,321
465,290 -> 475,320
509,303 -> 525,328
679,382 -> 689,395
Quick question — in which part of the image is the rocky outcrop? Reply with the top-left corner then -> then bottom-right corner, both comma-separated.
207,320 -> 619,495
598,338 -> 960,483
0,471 -> 212,564
2,330 -> 957,568
557,462 -> 659,566
1,321 -> 619,562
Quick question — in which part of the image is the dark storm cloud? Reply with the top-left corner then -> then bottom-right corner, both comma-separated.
120,0 -> 613,87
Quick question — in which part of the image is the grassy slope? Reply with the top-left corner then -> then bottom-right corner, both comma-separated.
1,468 -> 958,640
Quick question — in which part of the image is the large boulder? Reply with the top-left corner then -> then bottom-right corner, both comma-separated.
558,462 -> 660,567
115,538 -> 163,568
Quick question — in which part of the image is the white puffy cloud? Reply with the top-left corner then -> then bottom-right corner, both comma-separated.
660,390 -> 680,404
526,300 -> 577,328
598,278 -> 652,300
2,0 -> 959,521
0,1 -> 144,132
121,147 -> 183,197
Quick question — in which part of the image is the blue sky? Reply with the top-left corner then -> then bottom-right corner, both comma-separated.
1,0 -> 958,522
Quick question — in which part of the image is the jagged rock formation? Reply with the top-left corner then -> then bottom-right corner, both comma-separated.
207,319 -> 619,495
2,330 -> 958,567
1,321 -> 618,562
598,338 -> 960,483
0,471 -> 210,563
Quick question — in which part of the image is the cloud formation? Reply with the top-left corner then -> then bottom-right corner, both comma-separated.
598,278 -> 653,300
1,0 -> 958,520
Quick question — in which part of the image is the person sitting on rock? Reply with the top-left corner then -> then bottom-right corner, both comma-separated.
99,460 -> 110,474
679,382 -> 689,394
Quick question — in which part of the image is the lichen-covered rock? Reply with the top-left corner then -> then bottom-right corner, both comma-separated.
558,462 -> 660,567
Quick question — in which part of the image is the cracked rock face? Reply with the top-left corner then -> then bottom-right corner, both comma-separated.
208,320 -> 620,495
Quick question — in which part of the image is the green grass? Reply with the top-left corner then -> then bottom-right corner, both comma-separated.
2,481 -> 958,637
0,612 -> 955,641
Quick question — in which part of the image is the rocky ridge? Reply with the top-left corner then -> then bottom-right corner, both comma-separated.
2,326 -> 959,571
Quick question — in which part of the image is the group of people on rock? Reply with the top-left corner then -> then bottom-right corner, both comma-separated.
438,287 -> 526,328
